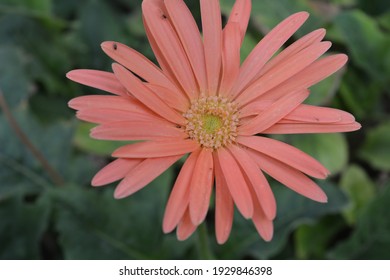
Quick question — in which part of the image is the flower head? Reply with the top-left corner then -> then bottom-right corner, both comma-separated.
67,0 -> 361,244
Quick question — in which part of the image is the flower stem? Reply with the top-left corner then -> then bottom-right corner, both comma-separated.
197,222 -> 215,260
0,90 -> 65,186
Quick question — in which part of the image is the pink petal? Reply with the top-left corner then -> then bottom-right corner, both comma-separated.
200,0 -> 222,94
216,148 -> 253,219
239,89 -> 309,135
226,0 -> 251,42
258,28 -> 326,76
252,197 -> 274,242
145,84 -> 189,112
142,1 -> 198,98
236,41 -> 331,106
263,122 -> 362,134
112,63 -> 186,125
214,152 -> 234,244
248,150 -> 328,203
219,22 -> 241,95
68,95 -> 149,113
229,145 -> 277,220
238,135 -> 329,179
75,108 -> 161,124
165,0 -> 207,92
229,12 -> 309,97
92,158 -> 142,187
112,139 -> 199,158
163,149 -> 201,233
66,70 -> 127,96
101,41 -> 180,94
90,121 -> 187,141
177,209 -> 197,241
189,149 -> 214,225
114,155 -> 182,199
260,54 -> 348,101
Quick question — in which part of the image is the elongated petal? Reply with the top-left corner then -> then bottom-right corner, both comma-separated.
227,0 -> 251,42
112,63 -> 186,125
259,28 -> 326,76
216,148 -> 253,218
163,149 -> 201,233
264,122 -> 362,134
92,158 -> 142,186
239,89 -> 309,135
190,149 -> 214,225
66,70 -> 127,96
101,41 -> 180,94
219,22 -> 241,95
142,1 -> 198,98
165,0 -> 207,91
177,209 -> 197,241
114,155 -> 182,199
76,108 -> 161,124
261,54 -> 348,101
237,41 -> 331,106
146,84 -> 189,112
238,136 -> 329,179
248,150 -> 328,203
229,145 -> 276,220
283,105 -> 356,124
201,0 -> 222,94
213,152 -> 234,244
112,139 -> 199,158
230,12 -> 309,97
252,197 -> 274,242
91,121 -> 187,141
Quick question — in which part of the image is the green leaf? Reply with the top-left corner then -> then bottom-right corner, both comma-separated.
340,165 -> 376,224
329,185 -> 390,259
216,181 -> 348,259
289,133 -> 348,175
358,0 -> 390,16
74,122 -> 129,156
0,195 -> 50,259
51,168 -> 192,259
360,121 -> 390,171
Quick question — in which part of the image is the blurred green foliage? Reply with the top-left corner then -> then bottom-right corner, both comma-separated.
0,0 -> 389,259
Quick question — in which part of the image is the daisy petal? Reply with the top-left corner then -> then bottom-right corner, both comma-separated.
177,209 -> 197,241
229,145 -> 277,220
190,149 -> 214,225
216,148 -> 253,219
146,84 -> 189,112
66,70 -> 127,96
230,12 -> 309,97
214,153 -> 234,244
201,0 -> 222,94
91,121 -> 187,141
92,158 -> 142,187
264,122 -> 362,134
114,155 -> 182,199
237,41 -> 331,105
239,89 -> 309,135
163,149 -> 201,233
142,1 -> 198,97
248,150 -> 328,203
112,139 -> 199,158
238,135 -> 329,179
76,108 -> 160,124
227,0 -> 251,42
252,199 -> 274,242
165,0 -> 207,91
283,105 -> 356,124
112,63 -> 186,125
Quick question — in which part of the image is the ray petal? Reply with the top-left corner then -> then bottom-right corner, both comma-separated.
263,122 -> 362,134
189,149 -> 214,225
226,0 -> 251,42
68,95 -> 147,112
114,155 -> 182,199
238,136 -> 329,179
112,139 -> 199,158
163,149 -> 201,233
177,209 -> 197,241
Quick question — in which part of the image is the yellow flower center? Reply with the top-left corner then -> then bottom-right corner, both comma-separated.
183,95 -> 239,149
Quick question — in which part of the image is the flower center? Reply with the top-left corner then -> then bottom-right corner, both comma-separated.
183,95 -> 239,149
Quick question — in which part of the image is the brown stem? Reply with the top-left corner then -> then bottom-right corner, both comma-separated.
0,90 -> 65,186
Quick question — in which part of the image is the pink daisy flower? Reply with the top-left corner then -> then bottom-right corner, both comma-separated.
67,0 -> 361,244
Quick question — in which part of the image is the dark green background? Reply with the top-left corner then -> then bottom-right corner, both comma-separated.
0,0 -> 389,259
